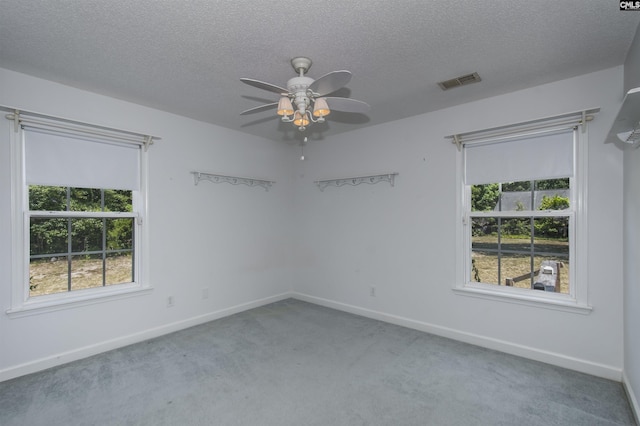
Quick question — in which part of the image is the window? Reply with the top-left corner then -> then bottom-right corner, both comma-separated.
453,110 -> 596,312
7,112 -> 155,315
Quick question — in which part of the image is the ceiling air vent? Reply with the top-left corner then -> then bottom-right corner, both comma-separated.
438,72 -> 481,90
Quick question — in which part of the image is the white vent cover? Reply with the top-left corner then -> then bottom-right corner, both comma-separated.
438,72 -> 481,90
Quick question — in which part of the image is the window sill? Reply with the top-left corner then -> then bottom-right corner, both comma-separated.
453,284 -> 592,315
6,284 -> 153,318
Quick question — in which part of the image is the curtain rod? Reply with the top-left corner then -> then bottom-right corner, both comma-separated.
446,108 -> 599,151
1,105 -> 160,149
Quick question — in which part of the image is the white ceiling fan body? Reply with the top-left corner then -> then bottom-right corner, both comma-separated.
287,76 -> 314,115
240,57 -> 370,131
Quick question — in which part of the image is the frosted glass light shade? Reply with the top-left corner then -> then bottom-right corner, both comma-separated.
293,111 -> 310,127
313,98 -> 331,117
277,97 -> 294,116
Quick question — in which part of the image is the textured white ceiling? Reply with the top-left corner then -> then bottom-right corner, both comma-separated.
1,1 -> 639,142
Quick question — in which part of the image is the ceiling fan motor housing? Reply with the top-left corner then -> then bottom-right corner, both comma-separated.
287,76 -> 314,111
287,76 -> 314,92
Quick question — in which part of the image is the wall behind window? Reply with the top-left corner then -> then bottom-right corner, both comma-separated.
0,68 -> 295,377
291,66 -> 625,379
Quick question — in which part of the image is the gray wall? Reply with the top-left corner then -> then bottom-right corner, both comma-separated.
623,23 -> 640,421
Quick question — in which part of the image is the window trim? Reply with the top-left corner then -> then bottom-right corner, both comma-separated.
452,111 -> 594,314
5,111 -> 154,317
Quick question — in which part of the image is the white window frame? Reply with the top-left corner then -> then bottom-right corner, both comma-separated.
451,110 -> 597,314
5,111 -> 155,317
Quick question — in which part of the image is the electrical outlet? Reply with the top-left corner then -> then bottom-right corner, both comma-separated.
167,296 -> 174,307
202,287 -> 209,300
370,286 -> 376,297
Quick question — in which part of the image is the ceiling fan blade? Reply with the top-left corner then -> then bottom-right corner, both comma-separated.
324,97 -> 370,114
240,102 -> 278,115
308,71 -> 352,96
240,78 -> 288,95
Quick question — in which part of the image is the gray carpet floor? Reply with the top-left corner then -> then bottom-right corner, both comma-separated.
0,299 -> 636,425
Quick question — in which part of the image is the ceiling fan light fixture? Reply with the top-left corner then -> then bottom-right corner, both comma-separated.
313,98 -> 331,117
240,57 -> 370,133
276,97 -> 294,116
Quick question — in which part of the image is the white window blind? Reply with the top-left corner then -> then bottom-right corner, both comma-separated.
24,128 -> 140,190
464,129 -> 573,185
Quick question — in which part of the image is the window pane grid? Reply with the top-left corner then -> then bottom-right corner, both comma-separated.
30,249 -> 133,259
468,178 -> 571,294
471,211 -> 571,218
473,248 -> 569,257
28,186 -> 135,297
29,211 -> 137,218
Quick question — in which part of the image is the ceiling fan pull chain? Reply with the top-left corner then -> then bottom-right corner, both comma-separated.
300,140 -> 306,161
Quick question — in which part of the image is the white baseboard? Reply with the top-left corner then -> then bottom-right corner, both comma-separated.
292,292 -> 623,382
0,292 -> 292,383
623,371 -> 640,425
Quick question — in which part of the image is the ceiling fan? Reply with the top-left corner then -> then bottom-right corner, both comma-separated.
240,57 -> 370,132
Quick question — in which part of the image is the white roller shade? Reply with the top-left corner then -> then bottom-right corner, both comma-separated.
464,129 -> 573,185
25,128 -> 140,190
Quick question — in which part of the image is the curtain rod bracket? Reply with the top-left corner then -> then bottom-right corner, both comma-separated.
452,134 -> 461,151
580,112 -> 595,134
143,135 -> 153,151
5,110 -> 20,132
